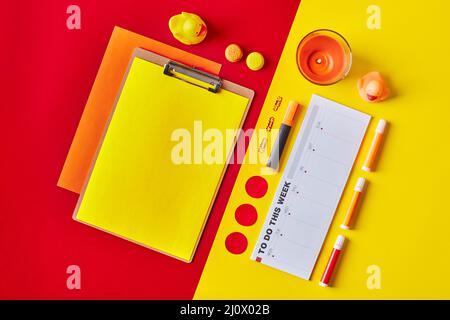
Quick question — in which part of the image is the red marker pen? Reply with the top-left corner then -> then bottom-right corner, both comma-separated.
319,235 -> 345,287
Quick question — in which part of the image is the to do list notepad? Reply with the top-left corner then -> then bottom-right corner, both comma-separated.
251,95 -> 370,280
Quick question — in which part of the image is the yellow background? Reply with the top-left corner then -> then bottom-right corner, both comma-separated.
195,0 -> 450,298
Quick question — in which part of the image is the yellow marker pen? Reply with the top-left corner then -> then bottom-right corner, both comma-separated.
340,177 -> 366,230
362,119 -> 387,172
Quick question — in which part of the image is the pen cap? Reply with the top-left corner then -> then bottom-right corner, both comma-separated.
375,119 -> 387,134
334,235 -> 345,250
282,100 -> 299,126
354,177 -> 366,192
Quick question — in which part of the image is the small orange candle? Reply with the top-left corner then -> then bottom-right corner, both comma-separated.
297,29 -> 352,85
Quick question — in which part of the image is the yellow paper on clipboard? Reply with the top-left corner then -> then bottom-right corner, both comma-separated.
74,49 -> 253,262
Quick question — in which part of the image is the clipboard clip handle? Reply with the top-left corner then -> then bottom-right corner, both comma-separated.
163,61 -> 222,93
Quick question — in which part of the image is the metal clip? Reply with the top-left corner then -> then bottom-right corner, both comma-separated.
163,61 -> 222,93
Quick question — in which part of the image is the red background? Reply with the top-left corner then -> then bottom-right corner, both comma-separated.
0,0 -> 300,299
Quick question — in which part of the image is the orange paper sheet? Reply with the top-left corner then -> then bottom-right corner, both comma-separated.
57,26 -> 222,193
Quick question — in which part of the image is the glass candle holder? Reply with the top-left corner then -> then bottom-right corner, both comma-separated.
297,29 -> 352,85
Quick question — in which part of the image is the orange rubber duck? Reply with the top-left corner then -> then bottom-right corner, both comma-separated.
357,71 -> 390,103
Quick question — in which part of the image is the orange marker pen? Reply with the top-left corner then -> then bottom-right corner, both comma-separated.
362,119 -> 387,172
340,177 -> 366,230
267,100 -> 299,170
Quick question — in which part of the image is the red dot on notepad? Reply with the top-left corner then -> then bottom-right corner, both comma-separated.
245,176 -> 268,198
225,232 -> 248,255
235,204 -> 258,226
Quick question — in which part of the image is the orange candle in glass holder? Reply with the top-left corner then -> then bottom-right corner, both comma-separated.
297,29 -> 352,85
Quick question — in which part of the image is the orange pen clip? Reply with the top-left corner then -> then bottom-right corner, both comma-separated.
362,119 -> 387,172
340,177 -> 366,230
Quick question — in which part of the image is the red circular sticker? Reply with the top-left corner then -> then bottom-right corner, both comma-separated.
235,204 -> 258,226
225,232 -> 248,255
245,176 -> 268,198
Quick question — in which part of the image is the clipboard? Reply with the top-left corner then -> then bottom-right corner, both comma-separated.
57,27 -> 222,194
73,48 -> 254,262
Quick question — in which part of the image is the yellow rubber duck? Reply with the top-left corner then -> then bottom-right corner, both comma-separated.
357,71 -> 390,103
169,12 -> 207,45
